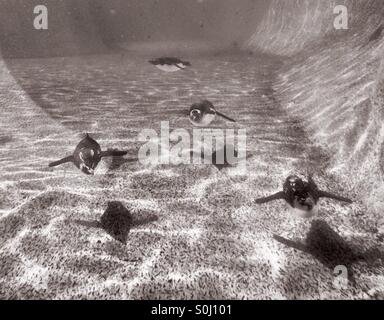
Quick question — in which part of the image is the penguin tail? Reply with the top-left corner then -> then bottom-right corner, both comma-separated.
318,190 -> 353,203
48,156 -> 73,167
255,191 -> 286,204
216,111 -> 236,123
81,132 -> 91,140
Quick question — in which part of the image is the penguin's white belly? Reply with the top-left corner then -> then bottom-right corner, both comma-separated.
155,64 -> 181,72
189,113 -> 216,127
291,204 -> 318,218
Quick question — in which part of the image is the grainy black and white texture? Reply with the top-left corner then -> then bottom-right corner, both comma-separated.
0,0 -> 383,299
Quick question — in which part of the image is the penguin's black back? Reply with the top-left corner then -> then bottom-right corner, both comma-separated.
74,134 -> 101,155
190,100 -> 216,115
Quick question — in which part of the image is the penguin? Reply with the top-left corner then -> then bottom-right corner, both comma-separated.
149,57 -> 191,72
48,134 -> 128,175
189,100 -> 236,127
369,25 -> 383,43
255,175 -> 352,217
361,25 -> 383,48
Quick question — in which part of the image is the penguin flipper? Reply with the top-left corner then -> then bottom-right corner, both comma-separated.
307,174 -> 319,192
255,191 -> 286,204
307,173 -> 315,185
216,111 -> 236,123
317,190 -> 353,203
100,150 -> 128,158
48,156 -> 73,167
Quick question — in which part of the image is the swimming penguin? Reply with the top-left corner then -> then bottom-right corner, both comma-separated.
361,25 -> 383,49
255,175 -> 352,217
48,134 -> 128,175
149,57 -> 191,72
369,25 -> 383,42
189,100 -> 236,127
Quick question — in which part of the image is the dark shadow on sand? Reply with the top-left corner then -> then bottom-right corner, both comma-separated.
106,149 -> 138,171
0,135 -> 13,145
190,144 -> 251,171
72,201 -> 158,244
273,220 -> 384,283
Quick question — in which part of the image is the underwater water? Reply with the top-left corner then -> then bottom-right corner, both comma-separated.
0,52 -> 382,299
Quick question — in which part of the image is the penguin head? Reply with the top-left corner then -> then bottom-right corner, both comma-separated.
285,175 -> 304,190
190,107 -> 203,122
189,101 -> 216,127
284,175 -> 303,194
78,148 -> 98,175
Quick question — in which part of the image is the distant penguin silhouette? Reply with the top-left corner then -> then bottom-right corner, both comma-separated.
149,57 -> 191,72
48,134 -> 127,175
211,145 -> 239,170
369,25 -> 383,42
361,25 -> 384,48
255,175 -> 352,217
190,144 -> 241,170
189,100 -> 236,127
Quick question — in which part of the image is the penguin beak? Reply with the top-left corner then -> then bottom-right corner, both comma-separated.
82,168 -> 94,175
80,163 -> 95,175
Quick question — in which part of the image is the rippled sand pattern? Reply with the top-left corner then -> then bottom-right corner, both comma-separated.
0,54 -> 382,299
